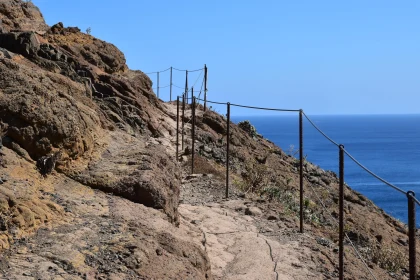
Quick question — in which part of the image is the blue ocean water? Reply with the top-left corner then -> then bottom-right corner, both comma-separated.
232,114 -> 420,225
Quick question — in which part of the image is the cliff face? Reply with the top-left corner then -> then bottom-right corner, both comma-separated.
0,1 -> 212,279
0,1 -> 417,279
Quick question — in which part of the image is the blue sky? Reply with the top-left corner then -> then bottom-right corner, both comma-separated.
33,0 -> 419,115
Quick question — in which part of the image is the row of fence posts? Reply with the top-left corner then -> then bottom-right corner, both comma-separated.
174,97 -> 417,280
154,65 -> 208,106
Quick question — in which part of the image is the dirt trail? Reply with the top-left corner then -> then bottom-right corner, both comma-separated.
179,175 -> 324,280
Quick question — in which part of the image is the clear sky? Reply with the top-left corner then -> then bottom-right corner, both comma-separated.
33,0 -> 419,115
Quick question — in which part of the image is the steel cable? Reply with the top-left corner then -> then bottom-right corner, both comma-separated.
343,149 -> 407,196
192,70 -> 204,88
196,98 -> 227,105
409,193 -> 420,207
196,77 -> 205,104
306,181 -> 378,280
173,84 -> 186,89
302,112 -> 340,147
230,103 -> 300,112
173,67 -> 204,72
144,67 -> 171,75
302,112 -> 408,196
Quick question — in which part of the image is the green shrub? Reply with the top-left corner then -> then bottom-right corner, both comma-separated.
237,120 -> 259,138
361,244 -> 406,272
240,160 -> 270,193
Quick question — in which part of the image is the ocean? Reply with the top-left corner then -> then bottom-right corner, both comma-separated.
232,114 -> 420,226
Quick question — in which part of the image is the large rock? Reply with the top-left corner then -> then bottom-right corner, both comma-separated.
0,147 -> 212,279
0,0 -> 48,33
45,23 -> 127,74
63,132 -> 181,225
0,58 -> 101,160
0,31 -> 40,56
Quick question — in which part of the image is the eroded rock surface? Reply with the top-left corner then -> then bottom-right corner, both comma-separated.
0,0 -> 48,33
0,148 -> 211,279
0,1 -> 209,278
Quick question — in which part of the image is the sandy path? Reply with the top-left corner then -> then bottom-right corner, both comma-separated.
179,200 -> 323,280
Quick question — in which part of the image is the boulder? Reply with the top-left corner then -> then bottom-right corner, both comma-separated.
0,32 -> 40,56
0,0 -> 48,32
0,58 -> 101,160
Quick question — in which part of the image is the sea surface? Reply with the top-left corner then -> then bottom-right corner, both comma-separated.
232,114 -> 420,226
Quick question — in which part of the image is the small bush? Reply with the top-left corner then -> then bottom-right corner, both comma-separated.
240,160 -> 270,193
237,120 -> 259,138
262,186 -> 282,200
361,244 -> 406,272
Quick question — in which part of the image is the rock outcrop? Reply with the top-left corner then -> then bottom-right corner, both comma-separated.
0,1 -> 209,278
0,0 -> 48,33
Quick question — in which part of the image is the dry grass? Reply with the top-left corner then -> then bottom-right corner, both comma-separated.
361,243 -> 407,272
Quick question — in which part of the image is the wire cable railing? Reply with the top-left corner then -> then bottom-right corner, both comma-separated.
182,97 -> 412,200
196,77 -> 205,101
174,95 -> 418,279
231,103 -> 300,112
173,84 -> 186,90
143,65 -> 207,102
144,67 -> 171,75
306,180 -> 378,280
192,69 -> 204,88
302,112 -> 339,147
192,97 -> 412,199
343,149 -> 407,196
173,67 -> 204,72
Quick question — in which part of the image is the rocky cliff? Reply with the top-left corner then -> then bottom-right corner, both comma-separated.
0,1 -> 210,279
0,1 -> 418,279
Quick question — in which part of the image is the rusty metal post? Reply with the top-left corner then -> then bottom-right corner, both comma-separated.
299,110 -> 304,234
226,102 -> 230,199
339,144 -> 345,280
407,191 -> 417,280
191,97 -> 196,174
170,67 -> 173,101
204,64 -> 208,111
176,96 -> 179,161
182,94 -> 185,151
191,87 -> 194,108
185,70 -> 189,104
157,72 -> 160,99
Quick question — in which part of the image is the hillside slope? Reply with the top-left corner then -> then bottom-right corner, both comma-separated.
0,1 -> 417,279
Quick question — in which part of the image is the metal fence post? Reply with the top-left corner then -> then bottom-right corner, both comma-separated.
226,102 -> 230,199
191,87 -> 194,107
170,67 -> 173,101
191,97 -> 196,174
204,64 -> 208,111
339,144 -> 345,280
407,191 -> 417,280
157,72 -> 160,99
299,109 -> 304,234
182,94 -> 185,151
176,96 -> 179,161
185,70 -> 189,105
